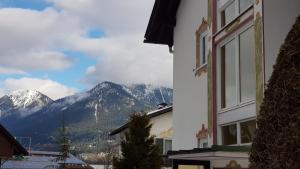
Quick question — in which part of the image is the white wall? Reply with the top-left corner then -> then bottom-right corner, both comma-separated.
150,111 -> 173,139
264,0 -> 300,81
173,0 -> 208,150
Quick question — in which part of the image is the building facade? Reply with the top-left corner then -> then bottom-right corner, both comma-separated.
144,0 -> 300,169
110,106 -> 173,166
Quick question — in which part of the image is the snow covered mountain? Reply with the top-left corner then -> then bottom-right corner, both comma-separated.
0,82 -> 172,151
0,90 -> 53,119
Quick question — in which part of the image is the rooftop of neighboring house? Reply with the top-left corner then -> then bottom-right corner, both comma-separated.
2,151 -> 93,169
109,105 -> 173,136
0,123 -> 28,157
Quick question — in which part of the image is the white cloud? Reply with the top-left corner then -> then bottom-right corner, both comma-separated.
0,77 -> 77,100
0,0 -> 173,87
0,8 -> 79,72
80,34 -> 173,87
0,67 -> 26,75
48,0 -> 154,35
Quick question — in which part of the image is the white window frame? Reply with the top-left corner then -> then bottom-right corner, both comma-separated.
220,118 -> 256,146
155,138 -> 172,155
217,22 -> 255,111
218,0 -> 254,29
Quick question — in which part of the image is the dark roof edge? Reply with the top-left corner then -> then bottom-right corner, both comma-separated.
167,145 -> 251,156
144,0 -> 181,46
0,124 -> 28,156
109,106 -> 173,136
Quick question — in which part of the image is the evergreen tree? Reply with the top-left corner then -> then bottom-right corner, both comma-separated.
56,117 -> 71,169
113,113 -> 161,169
250,16 -> 300,169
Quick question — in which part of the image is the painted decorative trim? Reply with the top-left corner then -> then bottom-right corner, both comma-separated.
207,49 -> 213,137
208,0 -> 212,28
254,12 -> 264,115
195,18 -> 208,77
225,160 -> 242,169
196,124 -> 208,139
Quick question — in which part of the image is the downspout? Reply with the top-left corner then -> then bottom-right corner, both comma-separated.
168,45 -> 174,53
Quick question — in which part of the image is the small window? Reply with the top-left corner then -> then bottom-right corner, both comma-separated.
155,138 -> 172,155
218,0 -> 254,29
239,0 -> 253,13
222,124 -> 237,145
195,18 -> 208,76
155,138 -> 164,154
220,1 -> 236,27
201,34 -> 208,65
197,138 -> 208,148
240,120 -> 256,144
164,140 -> 172,154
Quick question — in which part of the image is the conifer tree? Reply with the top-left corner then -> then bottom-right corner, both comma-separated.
250,16 -> 300,169
56,117 -> 71,169
113,113 -> 161,169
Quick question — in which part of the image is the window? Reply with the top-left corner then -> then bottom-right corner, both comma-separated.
155,138 -> 172,155
197,138 -> 208,148
222,124 -> 237,145
218,0 -> 254,29
221,39 -> 237,108
220,26 -> 255,109
221,119 -> 256,145
220,1 -> 235,27
155,138 -> 164,154
195,18 -> 208,76
164,140 -> 172,154
201,33 -> 208,65
240,27 -> 255,102
240,120 -> 256,144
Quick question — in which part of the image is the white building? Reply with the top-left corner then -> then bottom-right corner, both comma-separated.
110,105 -> 173,166
144,0 -> 300,169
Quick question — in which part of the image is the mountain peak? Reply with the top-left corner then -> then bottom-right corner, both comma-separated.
0,89 -> 53,118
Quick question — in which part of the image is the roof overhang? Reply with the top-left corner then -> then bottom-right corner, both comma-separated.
169,151 -> 249,161
168,145 -> 250,161
144,0 -> 181,47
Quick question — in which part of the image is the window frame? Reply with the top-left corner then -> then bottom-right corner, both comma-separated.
218,0 -> 254,30
200,32 -> 209,66
220,118 -> 256,146
217,23 -> 255,111
194,18 -> 208,76
155,138 -> 172,155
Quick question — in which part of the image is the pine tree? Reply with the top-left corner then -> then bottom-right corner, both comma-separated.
56,117 -> 71,169
113,113 -> 161,169
250,16 -> 300,169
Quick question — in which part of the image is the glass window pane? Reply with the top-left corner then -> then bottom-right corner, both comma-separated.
164,140 -> 172,154
239,0 -> 253,13
155,138 -> 164,155
202,35 -> 208,65
221,2 -> 235,27
222,124 -> 237,145
221,39 -> 237,108
241,120 -> 256,143
240,27 -> 255,102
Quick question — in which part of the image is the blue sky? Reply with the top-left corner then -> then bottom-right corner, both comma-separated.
0,0 -> 172,99
0,0 -> 102,91
0,0 -> 51,10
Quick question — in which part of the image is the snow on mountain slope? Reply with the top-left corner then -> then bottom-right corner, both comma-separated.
0,90 -> 53,118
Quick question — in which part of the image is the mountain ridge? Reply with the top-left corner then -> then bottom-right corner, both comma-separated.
0,81 -> 173,151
